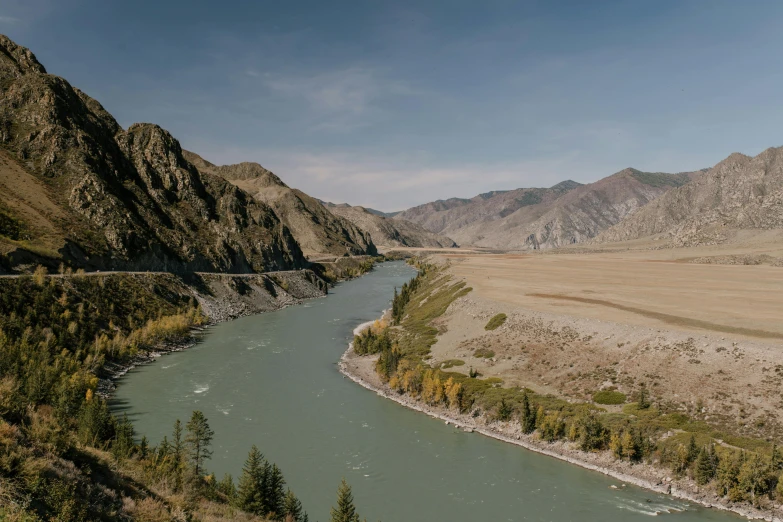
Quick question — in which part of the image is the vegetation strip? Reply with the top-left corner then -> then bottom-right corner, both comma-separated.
340,259 -> 783,522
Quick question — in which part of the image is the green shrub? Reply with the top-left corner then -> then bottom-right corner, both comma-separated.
593,390 -> 627,405
473,348 -> 495,358
484,313 -> 507,330
440,359 -> 465,369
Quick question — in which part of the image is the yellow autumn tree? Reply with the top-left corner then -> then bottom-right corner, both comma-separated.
610,431 -> 623,459
621,431 -> 636,460
444,377 -> 462,411
33,265 -> 47,286
433,375 -> 444,404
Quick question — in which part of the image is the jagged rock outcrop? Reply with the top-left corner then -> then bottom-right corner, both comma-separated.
184,151 -> 377,257
396,171 -> 695,250
597,148 -> 783,246
324,203 -> 456,249
0,34 -> 305,273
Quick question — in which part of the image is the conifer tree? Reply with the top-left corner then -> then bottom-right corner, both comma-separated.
266,463 -> 287,517
185,410 -> 214,476
77,396 -> 114,446
139,435 -> 149,460
638,383 -> 650,409
331,479 -> 360,522
283,489 -> 305,522
112,414 -> 134,461
158,435 -> 171,461
497,398 -> 512,422
520,391 -> 535,434
686,434 -> 699,464
172,419 -> 184,490
218,473 -> 237,500
771,443 -> 782,471
237,445 -> 265,514
695,447 -> 717,485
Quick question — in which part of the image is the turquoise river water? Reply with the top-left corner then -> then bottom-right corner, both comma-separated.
111,261 -> 741,522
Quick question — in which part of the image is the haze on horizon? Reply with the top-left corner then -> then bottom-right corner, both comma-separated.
3,0 -> 783,211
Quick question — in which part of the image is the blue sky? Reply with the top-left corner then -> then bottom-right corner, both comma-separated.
2,1 -> 783,210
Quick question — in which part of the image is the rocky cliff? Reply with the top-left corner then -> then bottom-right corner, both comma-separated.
0,34 -> 305,273
597,148 -> 783,246
184,151 -> 377,257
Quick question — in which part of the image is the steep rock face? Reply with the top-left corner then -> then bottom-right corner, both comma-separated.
184,151 -> 377,257
597,149 -> 783,246
396,171 -> 694,250
325,204 -> 457,249
0,34 -> 304,273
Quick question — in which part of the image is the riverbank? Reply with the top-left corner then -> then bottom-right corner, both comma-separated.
98,269 -> 328,396
339,318 -> 780,522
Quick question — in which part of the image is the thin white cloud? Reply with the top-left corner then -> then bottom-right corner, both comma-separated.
263,67 -> 415,132
190,144 -> 600,211
0,15 -> 19,23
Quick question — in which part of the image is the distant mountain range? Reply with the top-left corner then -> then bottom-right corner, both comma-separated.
396,171 -> 698,249
1,32 -> 781,275
322,202 -> 456,249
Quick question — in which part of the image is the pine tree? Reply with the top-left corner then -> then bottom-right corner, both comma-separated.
158,436 -> 171,462
771,443 -> 782,471
520,391 -> 535,434
77,396 -> 114,446
237,445 -> 265,514
185,410 -> 214,476
283,489 -> 305,522
391,287 -> 400,324
497,398 -> 512,422
217,473 -> 237,500
112,414 -> 134,461
695,447 -> 716,485
577,412 -> 606,451
638,383 -> 650,409
266,463 -> 286,517
172,419 -> 184,490
331,479 -> 360,522
138,435 -> 149,460
686,434 -> 699,465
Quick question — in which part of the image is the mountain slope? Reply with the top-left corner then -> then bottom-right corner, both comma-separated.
395,181 -> 581,240
184,152 -> 377,257
324,203 -> 457,249
0,34 -> 304,273
597,148 -> 783,246
397,171 -> 695,249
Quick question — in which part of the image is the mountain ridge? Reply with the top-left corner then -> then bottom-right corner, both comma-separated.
323,202 -> 457,249
396,171 -> 696,249
596,148 -> 783,246
0,34 -> 305,273
183,151 -> 377,257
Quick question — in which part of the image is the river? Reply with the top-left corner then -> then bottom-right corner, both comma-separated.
111,261 -> 740,522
